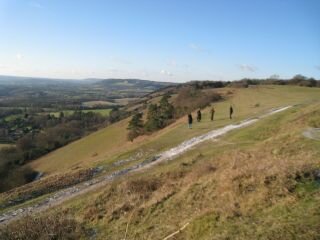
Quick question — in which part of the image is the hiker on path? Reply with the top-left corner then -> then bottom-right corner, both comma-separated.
188,113 -> 193,129
210,107 -> 215,121
229,105 -> 233,119
197,109 -> 202,122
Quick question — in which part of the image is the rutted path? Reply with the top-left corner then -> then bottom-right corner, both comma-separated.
303,127 -> 320,141
0,106 -> 291,225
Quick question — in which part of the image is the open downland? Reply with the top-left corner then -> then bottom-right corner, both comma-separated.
29,85 -> 320,174
1,85 -> 320,239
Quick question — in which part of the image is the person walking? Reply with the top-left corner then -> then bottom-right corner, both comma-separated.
229,105 -> 233,119
197,109 -> 202,122
210,107 -> 215,121
188,113 -> 193,129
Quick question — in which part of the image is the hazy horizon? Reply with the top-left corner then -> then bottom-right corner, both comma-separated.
0,0 -> 319,82
0,73 -> 319,84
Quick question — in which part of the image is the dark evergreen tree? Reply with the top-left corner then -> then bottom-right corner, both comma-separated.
158,94 -> 174,127
144,104 -> 160,132
144,94 -> 174,132
127,112 -> 144,141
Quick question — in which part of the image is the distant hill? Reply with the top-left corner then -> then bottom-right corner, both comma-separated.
0,75 -> 81,86
0,75 -> 176,90
0,75 -> 177,107
93,78 -> 176,91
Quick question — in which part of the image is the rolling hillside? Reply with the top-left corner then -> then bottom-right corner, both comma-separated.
0,75 -> 176,106
29,85 -> 320,174
94,78 -> 176,92
1,85 -> 320,239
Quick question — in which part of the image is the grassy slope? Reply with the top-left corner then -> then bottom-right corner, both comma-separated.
3,85 -> 320,239
29,85 -> 320,175
29,117 -> 130,173
60,93 -> 320,239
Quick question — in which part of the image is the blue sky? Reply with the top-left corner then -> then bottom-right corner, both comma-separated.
0,0 -> 319,82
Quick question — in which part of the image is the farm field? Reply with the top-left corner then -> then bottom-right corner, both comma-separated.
47,108 -> 112,117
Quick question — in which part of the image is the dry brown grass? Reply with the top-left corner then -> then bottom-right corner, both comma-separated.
0,168 -> 95,209
2,96 -> 319,239
0,212 -> 87,240
60,102 -> 320,239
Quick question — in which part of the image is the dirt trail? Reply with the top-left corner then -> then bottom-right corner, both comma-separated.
0,106 -> 291,225
303,128 -> 320,141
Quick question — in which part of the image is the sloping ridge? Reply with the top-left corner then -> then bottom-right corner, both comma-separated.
0,106 -> 291,225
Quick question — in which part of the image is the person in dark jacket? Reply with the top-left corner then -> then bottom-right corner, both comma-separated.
188,113 -> 193,129
229,105 -> 233,119
210,107 -> 215,121
197,109 -> 202,122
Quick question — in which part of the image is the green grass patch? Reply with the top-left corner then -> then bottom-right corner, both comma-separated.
308,109 -> 320,128
48,108 -> 112,117
4,114 -> 23,121
296,180 -> 320,194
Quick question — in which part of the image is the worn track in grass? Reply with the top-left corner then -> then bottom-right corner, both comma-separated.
0,106 -> 291,225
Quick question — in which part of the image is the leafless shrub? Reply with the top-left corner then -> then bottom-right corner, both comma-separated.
174,86 -> 222,117
0,213 -> 87,240
126,177 -> 162,196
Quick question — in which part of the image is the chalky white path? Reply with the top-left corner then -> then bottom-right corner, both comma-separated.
303,127 -> 320,141
0,106 -> 291,225
155,106 -> 292,163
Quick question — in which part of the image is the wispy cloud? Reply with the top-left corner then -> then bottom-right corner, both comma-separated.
109,56 -> 131,65
29,1 -> 43,9
188,43 -> 211,54
107,68 -> 122,73
315,65 -> 320,71
140,70 -> 149,77
160,69 -> 173,76
238,64 -> 257,72
16,53 -> 24,61
166,59 -> 190,70
167,59 -> 177,67
181,64 -> 190,69
189,43 -> 200,50
0,64 -> 7,69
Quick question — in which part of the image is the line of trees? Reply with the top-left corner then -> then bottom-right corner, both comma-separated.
229,74 -> 320,88
127,88 -> 222,141
127,94 -> 175,141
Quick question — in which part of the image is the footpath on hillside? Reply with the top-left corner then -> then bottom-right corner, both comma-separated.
0,106 -> 291,225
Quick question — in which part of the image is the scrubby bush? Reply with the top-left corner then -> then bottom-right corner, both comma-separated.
0,213 -> 87,240
127,89 -> 221,140
174,86 -> 222,117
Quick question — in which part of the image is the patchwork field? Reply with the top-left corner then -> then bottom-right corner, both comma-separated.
46,108 -> 112,117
